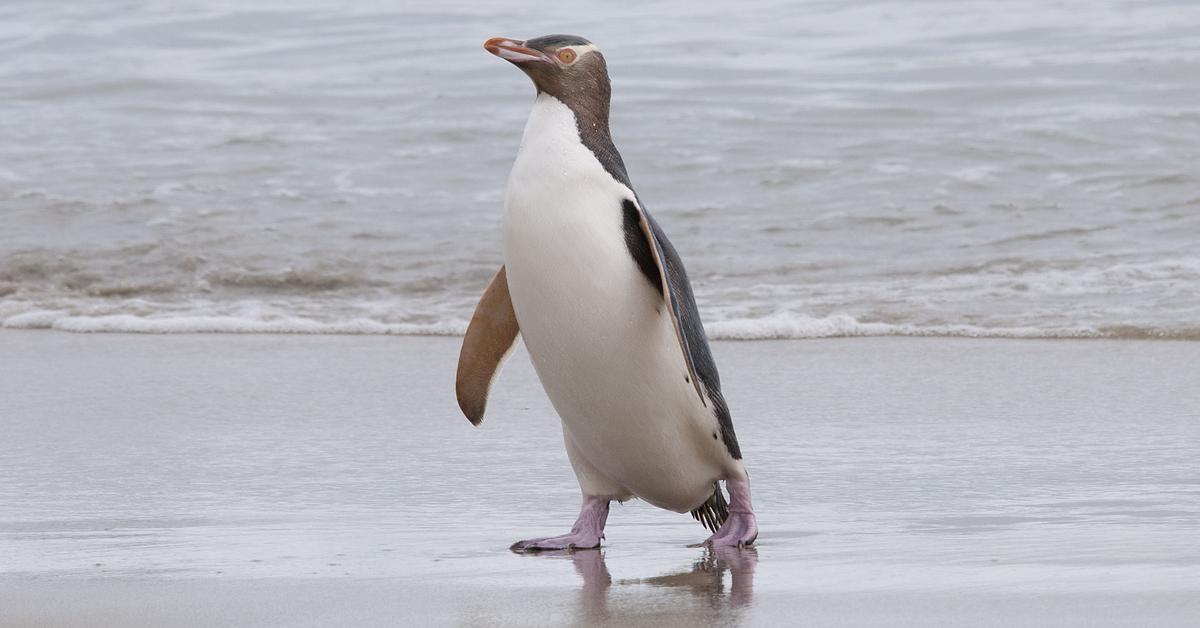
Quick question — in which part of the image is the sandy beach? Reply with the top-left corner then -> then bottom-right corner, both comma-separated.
1,331 -> 1197,626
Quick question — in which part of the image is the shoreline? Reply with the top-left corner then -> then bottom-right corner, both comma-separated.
3,325 -> 1200,341
2,331 -> 1197,626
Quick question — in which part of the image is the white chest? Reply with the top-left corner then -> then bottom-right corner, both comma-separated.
501,94 -> 668,406
504,95 -> 629,238
502,95 -> 639,330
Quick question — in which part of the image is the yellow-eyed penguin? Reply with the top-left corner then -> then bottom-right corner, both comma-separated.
456,34 -> 757,551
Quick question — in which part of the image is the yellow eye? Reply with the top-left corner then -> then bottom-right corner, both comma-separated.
558,49 -> 577,64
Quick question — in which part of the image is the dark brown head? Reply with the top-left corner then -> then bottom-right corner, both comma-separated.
484,35 -> 610,116
484,34 -> 629,185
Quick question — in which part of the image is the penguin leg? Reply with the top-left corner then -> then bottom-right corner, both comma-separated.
510,495 -> 610,553
698,477 -> 758,548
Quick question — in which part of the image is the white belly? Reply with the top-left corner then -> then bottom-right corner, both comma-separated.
502,95 -> 725,512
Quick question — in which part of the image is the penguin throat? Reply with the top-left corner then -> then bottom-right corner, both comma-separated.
537,92 -> 631,190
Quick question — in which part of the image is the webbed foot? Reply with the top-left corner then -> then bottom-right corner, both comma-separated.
511,495 -> 610,553
691,477 -> 757,548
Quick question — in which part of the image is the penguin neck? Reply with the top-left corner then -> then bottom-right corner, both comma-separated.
535,90 -> 632,189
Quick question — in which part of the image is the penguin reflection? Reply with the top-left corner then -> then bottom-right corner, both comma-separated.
524,547 -> 757,622
631,546 -> 757,609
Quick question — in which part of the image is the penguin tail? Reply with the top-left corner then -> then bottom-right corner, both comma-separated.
690,482 -> 730,533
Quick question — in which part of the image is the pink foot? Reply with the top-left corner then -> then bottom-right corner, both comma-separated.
693,478 -> 757,548
511,495 -> 610,553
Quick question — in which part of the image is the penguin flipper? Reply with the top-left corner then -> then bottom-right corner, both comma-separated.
456,265 -> 520,425
625,200 -> 707,407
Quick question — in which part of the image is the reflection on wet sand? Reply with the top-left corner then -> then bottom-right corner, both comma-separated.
631,547 -> 758,609
520,547 -> 758,624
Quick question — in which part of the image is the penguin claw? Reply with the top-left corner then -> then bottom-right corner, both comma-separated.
694,512 -> 758,548
510,534 -> 602,554
511,495 -> 609,553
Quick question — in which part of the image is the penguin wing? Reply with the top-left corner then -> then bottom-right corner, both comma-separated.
631,204 -> 744,459
456,266 -> 520,425
624,199 -> 709,407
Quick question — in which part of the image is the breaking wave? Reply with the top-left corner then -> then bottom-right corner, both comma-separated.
4,306 -> 1196,340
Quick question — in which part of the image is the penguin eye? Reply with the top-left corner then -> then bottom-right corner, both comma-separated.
557,49 -> 577,64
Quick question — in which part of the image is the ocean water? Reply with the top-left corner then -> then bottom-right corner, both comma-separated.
2,0 -> 1199,339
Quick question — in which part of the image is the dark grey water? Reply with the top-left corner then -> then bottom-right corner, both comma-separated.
2,1 -> 1199,337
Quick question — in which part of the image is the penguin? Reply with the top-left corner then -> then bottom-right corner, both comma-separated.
456,34 -> 757,551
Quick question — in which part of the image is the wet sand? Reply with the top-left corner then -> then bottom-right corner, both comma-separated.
2,331 -> 1198,626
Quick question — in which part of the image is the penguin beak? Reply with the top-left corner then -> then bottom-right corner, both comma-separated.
484,37 -> 550,64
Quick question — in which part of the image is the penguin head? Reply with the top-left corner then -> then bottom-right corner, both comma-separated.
484,35 -> 609,103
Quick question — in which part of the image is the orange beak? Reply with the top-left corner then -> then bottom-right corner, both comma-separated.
484,37 -> 550,64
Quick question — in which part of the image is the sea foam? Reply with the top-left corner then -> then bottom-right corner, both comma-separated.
4,306 -> 1194,340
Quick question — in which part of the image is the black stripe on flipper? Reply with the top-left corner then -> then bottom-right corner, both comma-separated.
706,387 -> 741,460
690,482 -> 730,532
645,211 -> 744,460
619,196 -> 744,460
629,201 -> 706,405
622,200 -> 662,296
